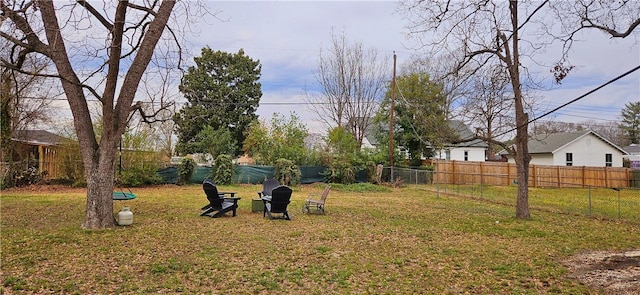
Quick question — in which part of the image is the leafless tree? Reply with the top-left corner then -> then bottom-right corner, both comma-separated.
532,119 -> 626,147
0,0 -> 203,229
306,30 -> 388,147
399,0 -> 639,219
461,65 -> 514,160
0,22 -> 57,159
531,120 -> 581,135
586,120 -> 627,148
546,0 -> 640,74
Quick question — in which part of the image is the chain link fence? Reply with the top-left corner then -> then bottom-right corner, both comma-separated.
382,166 -> 640,224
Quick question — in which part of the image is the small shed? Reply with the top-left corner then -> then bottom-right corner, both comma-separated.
6,130 -> 71,178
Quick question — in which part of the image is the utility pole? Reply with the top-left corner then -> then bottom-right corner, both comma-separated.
388,52 -> 396,183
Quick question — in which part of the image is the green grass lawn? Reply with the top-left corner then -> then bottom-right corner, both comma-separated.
1,184 -> 638,294
425,184 -> 640,223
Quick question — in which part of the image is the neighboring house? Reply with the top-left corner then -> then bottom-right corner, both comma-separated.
501,130 -> 627,167
360,119 -> 488,162
360,127 -> 378,150
622,143 -> 640,169
623,143 -> 640,156
432,120 -> 489,162
3,130 -> 71,178
237,154 -> 255,166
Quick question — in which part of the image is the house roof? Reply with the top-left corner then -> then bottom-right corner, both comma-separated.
623,144 -> 640,155
12,130 -> 70,146
359,119 -> 488,148
528,130 -> 627,155
448,120 -> 488,148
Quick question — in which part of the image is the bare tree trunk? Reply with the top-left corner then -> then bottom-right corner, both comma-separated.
509,1 -> 531,219
83,150 -> 117,228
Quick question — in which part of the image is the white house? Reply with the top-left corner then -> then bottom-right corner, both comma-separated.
360,119 -> 488,162
432,120 -> 488,162
502,130 -> 628,167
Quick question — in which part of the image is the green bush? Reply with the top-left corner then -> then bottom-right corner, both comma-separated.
211,154 -> 234,185
177,157 -> 196,185
120,166 -> 162,187
274,158 -> 301,186
323,161 -> 356,184
365,161 -> 379,184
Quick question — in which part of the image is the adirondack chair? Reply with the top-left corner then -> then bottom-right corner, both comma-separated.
264,185 -> 292,220
258,178 -> 280,199
200,179 -> 240,218
302,185 -> 330,214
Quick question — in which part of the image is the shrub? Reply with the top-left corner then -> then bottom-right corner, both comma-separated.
211,154 -> 234,185
12,167 -> 44,187
177,157 -> 196,185
365,161 -> 381,184
323,161 -> 356,184
120,166 -> 162,187
274,158 -> 301,186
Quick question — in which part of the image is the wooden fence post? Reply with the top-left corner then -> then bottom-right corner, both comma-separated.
480,162 -> 484,186
452,160 -> 456,185
557,166 -> 561,188
531,164 -> 536,188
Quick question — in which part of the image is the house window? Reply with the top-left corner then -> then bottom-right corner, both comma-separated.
445,150 -> 451,161
605,154 -> 612,167
566,153 -> 573,166
464,150 -> 469,161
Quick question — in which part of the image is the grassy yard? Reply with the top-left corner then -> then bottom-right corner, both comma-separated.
425,184 -> 640,223
1,184 -> 638,294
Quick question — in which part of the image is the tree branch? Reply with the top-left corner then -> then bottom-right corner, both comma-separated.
581,18 -> 640,38
75,0 -> 113,31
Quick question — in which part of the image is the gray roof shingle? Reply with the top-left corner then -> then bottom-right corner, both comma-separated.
12,130 -> 70,146
528,130 -> 627,154
448,120 -> 488,148
623,144 -> 640,155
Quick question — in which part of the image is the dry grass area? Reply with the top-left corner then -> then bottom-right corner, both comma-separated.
1,183 -> 638,294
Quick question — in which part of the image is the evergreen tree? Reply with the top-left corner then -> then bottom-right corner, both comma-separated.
174,48 -> 262,156
620,101 -> 640,144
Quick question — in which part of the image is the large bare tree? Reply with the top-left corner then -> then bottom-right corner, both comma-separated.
306,30 -> 387,147
461,64 -> 515,160
400,0 -> 639,219
0,0 -> 183,229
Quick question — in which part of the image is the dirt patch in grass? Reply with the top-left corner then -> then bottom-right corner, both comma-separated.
564,250 -> 640,295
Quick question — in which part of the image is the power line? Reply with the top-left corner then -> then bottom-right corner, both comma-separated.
495,64 -> 640,138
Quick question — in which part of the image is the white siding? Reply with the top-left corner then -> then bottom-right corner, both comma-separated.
505,133 -> 625,167
553,134 -> 624,167
506,155 -> 554,165
361,137 -> 376,150
435,147 -> 485,162
529,154 -> 554,166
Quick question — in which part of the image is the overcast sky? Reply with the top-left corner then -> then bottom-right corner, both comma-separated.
174,0 -> 638,134
42,1 -> 639,136
181,0 -> 413,134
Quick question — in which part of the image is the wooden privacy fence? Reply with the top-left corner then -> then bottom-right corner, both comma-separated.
430,160 -> 632,188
